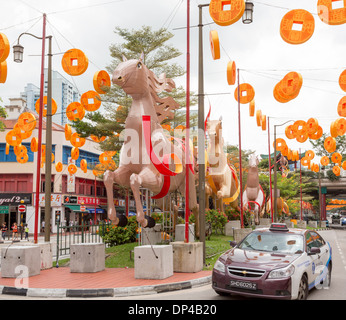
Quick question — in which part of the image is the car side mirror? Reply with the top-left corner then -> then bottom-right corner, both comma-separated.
308,247 -> 320,255
230,241 -> 237,247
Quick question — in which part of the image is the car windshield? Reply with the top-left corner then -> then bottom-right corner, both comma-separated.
238,231 -> 304,254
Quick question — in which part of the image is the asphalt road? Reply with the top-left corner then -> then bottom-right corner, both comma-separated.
1,229 -> 345,301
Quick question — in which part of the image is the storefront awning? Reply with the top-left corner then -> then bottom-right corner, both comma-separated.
64,204 -> 81,212
86,207 -> 105,214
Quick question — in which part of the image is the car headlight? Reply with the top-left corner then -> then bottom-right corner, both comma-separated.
213,259 -> 226,274
268,264 -> 295,279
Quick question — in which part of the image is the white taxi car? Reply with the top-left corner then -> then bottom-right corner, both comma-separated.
212,223 -> 332,300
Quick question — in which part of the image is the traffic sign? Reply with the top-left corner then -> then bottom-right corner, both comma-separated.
18,205 -> 26,213
80,205 -> 86,212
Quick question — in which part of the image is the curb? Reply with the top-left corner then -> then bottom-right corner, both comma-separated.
0,275 -> 212,298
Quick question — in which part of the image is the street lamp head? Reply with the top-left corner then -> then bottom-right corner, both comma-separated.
242,1 -> 254,24
13,44 -> 24,63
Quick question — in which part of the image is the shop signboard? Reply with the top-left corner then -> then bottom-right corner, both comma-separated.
0,193 -> 32,206
33,193 -> 63,207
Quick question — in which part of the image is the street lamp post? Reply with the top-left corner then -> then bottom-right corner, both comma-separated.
13,13 -> 53,243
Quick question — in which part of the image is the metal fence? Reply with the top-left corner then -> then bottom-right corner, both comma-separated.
56,221 -> 111,265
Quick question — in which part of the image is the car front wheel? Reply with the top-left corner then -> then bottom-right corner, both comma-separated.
296,274 -> 308,300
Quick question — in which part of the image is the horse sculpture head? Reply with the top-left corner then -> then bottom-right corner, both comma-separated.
206,116 -> 222,140
112,54 -> 180,122
248,153 -> 259,168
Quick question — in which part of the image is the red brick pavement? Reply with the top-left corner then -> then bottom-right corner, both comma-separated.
0,268 -> 212,289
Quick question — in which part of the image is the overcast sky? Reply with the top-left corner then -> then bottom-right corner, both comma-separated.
1,0 -> 346,157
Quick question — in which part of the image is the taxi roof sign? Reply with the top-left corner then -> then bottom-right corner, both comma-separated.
269,223 -> 289,232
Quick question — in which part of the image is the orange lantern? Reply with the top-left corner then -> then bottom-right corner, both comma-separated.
331,152 -> 342,164
5,143 -> 9,155
35,96 -> 58,117
13,123 -> 32,140
280,9 -> 315,44
324,136 -> 336,153
249,100 -> 255,117
292,150 -> 299,161
333,165 -> 341,176
311,163 -> 319,173
301,156 -> 310,167
336,118 -> 346,136
274,72 -> 303,103
80,159 -> 88,173
296,132 -> 309,143
273,83 -> 291,103
317,0 -> 346,25
17,153 -> 28,164
0,33 -> 10,62
285,125 -> 296,139
6,130 -> 22,147
209,30 -> 220,60
261,115 -> 266,131
209,0 -> 245,26
55,161 -> 63,172
0,61 -> 7,84
81,90 -> 101,112
308,125 -> 323,140
14,144 -> 27,157
234,83 -> 255,104
227,60 -> 236,85
305,150 -> 315,160
274,138 -> 287,151
65,124 -> 72,141
68,164 -> 77,175
256,110 -> 262,126
306,118 -> 319,135
339,70 -> 346,92
292,120 -> 307,135
70,132 -> 86,148
93,70 -> 111,94
66,102 -> 85,121
71,147 -> 79,160
99,152 -> 112,165
337,96 -> 346,117
17,112 -> 36,132
330,120 -> 338,138
342,161 -> 346,170
61,48 -> 88,76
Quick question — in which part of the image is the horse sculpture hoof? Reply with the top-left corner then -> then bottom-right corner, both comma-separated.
144,215 -> 156,228
117,214 -> 128,227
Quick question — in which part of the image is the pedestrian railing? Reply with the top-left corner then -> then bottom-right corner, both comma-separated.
55,221 -> 111,266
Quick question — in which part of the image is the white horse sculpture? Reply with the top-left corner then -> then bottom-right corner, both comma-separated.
242,154 -> 265,225
103,55 -> 198,231
205,117 -> 239,211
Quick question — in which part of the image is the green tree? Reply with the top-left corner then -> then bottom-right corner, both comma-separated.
309,133 -> 346,159
72,26 -> 197,153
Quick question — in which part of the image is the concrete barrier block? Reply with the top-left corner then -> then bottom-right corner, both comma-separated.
224,221 -> 241,236
70,243 -> 105,273
175,224 -> 195,242
172,241 -> 203,273
18,242 -> 52,270
308,221 -> 318,228
1,246 -> 40,278
134,245 -> 173,279
233,228 -> 252,243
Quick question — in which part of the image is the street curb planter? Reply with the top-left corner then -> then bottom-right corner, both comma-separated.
297,220 -> 307,229
308,221 -> 318,228
224,220 -> 241,236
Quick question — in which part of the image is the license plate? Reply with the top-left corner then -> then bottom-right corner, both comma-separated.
230,280 -> 257,291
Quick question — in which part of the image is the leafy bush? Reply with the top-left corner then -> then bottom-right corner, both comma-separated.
224,207 -> 240,221
100,216 -> 138,247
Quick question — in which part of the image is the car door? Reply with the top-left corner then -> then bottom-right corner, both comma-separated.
305,231 -> 321,288
310,231 -> 331,286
